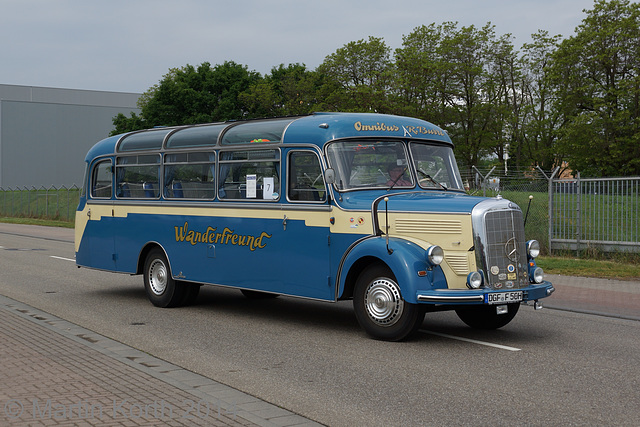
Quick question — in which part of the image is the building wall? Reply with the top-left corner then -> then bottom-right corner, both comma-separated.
0,84 -> 140,187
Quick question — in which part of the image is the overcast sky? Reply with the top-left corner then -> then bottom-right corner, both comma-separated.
1,0 -> 597,94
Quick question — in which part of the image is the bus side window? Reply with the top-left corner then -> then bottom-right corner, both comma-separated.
164,152 -> 215,199
115,155 -> 160,199
91,159 -> 113,199
219,149 -> 280,201
288,151 -> 326,202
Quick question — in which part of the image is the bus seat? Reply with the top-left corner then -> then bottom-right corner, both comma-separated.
305,186 -> 320,201
143,182 -> 156,198
172,182 -> 184,198
291,185 -> 320,201
118,183 -> 130,198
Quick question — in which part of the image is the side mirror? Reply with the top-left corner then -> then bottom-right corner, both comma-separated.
324,168 -> 336,185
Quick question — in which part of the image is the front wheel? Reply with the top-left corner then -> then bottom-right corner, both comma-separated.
143,248 -> 184,308
353,264 -> 425,341
455,303 -> 520,329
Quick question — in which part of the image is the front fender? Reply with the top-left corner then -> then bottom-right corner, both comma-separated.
337,236 -> 447,304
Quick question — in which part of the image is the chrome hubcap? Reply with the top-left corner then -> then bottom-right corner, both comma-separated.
148,259 -> 167,296
364,278 -> 404,327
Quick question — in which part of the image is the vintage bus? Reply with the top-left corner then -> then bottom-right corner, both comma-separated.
75,112 -> 554,341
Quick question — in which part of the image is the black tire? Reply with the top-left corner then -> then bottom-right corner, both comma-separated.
143,248 -> 184,308
455,303 -> 520,329
240,289 -> 279,299
353,264 -> 425,341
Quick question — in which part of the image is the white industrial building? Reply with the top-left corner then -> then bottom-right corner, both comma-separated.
0,84 -> 140,188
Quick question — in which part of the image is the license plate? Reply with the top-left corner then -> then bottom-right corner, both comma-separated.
485,291 -> 523,305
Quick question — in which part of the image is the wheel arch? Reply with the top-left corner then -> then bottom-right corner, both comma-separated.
137,241 -> 167,275
341,256 -> 389,300
337,236 -> 434,304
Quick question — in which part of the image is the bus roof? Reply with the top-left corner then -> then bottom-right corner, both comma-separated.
85,113 -> 452,162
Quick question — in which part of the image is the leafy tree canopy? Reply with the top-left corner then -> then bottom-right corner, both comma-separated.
550,0 -> 640,177
110,61 -> 260,135
111,0 -> 640,177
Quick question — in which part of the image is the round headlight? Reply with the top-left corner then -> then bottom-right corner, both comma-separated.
466,271 -> 483,289
527,240 -> 540,259
426,245 -> 444,266
532,266 -> 544,283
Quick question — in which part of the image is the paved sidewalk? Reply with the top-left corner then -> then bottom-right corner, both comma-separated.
544,274 -> 640,320
0,295 -> 321,426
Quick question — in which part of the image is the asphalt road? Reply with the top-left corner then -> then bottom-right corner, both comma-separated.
1,224 -> 638,426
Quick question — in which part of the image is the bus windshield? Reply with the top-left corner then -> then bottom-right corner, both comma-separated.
325,140 -> 464,191
410,142 -> 464,191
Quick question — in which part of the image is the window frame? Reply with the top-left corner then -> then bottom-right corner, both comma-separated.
218,148 -> 281,202
325,139 -> 414,191
114,154 -> 162,199
287,150 -> 327,204
90,158 -> 113,199
163,151 -> 216,200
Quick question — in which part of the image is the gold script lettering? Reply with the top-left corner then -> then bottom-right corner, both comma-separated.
174,222 -> 271,251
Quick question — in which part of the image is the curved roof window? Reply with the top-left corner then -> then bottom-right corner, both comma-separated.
221,118 -> 296,145
118,129 -> 172,152
165,124 -> 226,149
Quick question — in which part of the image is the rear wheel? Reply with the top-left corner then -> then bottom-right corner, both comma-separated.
143,248 -> 184,308
455,303 -> 520,329
353,264 -> 425,341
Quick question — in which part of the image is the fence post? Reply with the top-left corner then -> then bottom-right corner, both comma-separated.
576,172 -> 581,256
472,165 -> 496,197
538,166 -> 559,255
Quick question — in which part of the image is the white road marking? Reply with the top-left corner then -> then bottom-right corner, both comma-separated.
422,330 -> 521,351
50,256 -> 76,262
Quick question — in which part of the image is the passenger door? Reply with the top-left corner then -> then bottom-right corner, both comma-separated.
77,158 -> 117,271
280,149 -> 333,300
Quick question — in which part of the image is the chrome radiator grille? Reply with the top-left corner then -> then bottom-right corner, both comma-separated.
472,199 -> 529,290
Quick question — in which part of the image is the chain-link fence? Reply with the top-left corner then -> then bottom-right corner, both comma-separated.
2,172 -> 639,256
463,167 -> 640,255
462,167 -> 551,253
0,185 -> 80,222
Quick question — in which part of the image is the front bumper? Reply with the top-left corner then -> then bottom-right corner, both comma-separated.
416,281 -> 555,305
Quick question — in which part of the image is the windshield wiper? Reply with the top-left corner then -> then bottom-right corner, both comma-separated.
418,168 -> 448,191
387,166 -> 408,190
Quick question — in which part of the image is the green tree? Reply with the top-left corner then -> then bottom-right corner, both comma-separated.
392,22 -> 456,123
439,23 -> 500,173
240,63 -> 326,117
111,61 -> 261,134
143,61 -> 261,126
110,111 -> 147,135
482,31 -> 523,171
393,23 -> 523,174
551,0 -> 640,177
517,31 -> 564,171
318,36 -> 392,112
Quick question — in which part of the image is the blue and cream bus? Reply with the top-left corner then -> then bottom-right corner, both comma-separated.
75,112 -> 554,341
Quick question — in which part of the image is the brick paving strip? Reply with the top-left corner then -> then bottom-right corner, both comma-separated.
0,295 -> 322,427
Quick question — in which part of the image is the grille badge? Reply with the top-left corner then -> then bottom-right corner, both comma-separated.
505,237 -> 519,262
